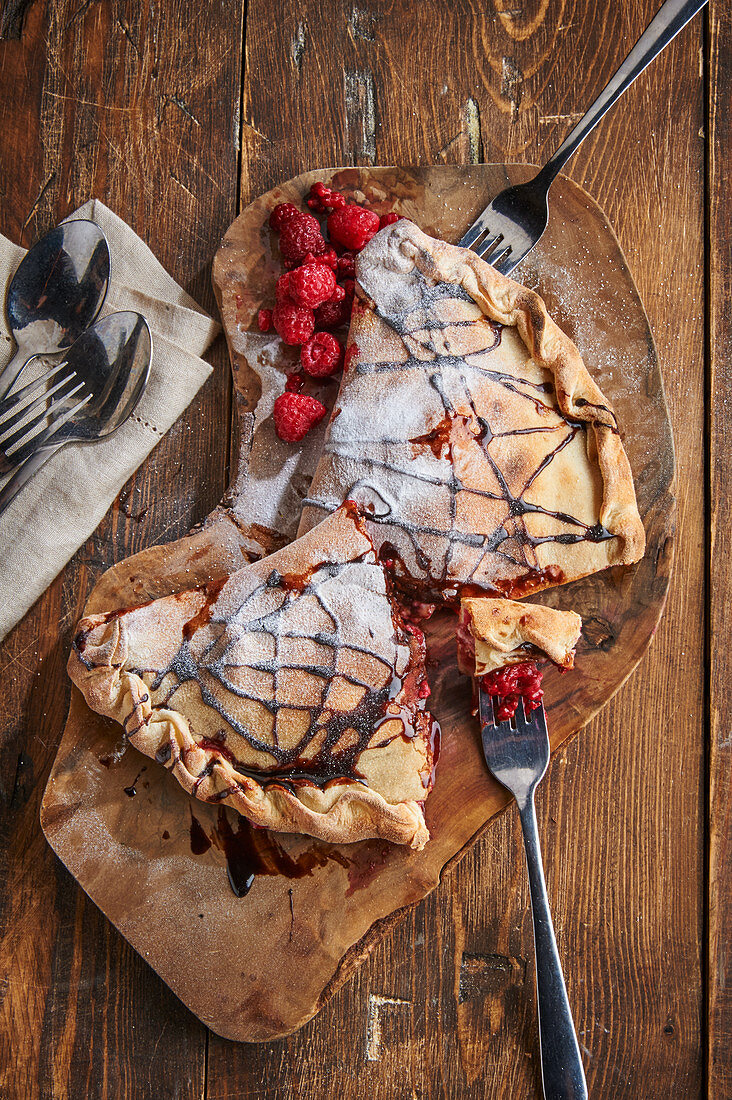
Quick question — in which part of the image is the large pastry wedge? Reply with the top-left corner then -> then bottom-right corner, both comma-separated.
68,505 -> 437,849
299,220 -> 645,601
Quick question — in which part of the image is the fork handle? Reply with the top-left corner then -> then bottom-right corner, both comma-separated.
518,793 -> 588,1100
0,445 -> 58,517
0,348 -> 30,402
540,0 -> 708,186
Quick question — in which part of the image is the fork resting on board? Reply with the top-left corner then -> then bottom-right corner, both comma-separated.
479,693 -> 588,1100
459,0 -> 708,275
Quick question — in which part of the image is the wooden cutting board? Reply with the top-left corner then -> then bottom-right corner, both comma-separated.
40,165 -> 674,1043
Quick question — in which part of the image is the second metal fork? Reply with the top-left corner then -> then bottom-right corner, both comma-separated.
0,359 -> 92,472
459,0 -> 708,275
479,692 -> 587,1100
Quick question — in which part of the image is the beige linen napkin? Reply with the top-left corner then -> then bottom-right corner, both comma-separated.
0,200 -> 220,642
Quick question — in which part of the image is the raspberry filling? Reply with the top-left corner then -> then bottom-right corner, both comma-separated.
481,661 -> 544,722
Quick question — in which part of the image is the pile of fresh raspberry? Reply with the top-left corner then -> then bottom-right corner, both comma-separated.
257,182 -> 403,444
481,661 -> 545,722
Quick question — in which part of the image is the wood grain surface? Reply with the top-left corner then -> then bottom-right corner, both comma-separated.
0,0 -> 715,1097
707,2 -> 731,1096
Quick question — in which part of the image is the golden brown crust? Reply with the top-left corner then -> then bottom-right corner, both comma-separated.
68,507 -> 434,850
458,596 -> 582,676
300,221 -> 645,599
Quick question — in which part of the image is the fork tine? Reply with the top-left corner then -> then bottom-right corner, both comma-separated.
0,360 -> 70,420
478,686 -> 513,733
8,391 -> 93,466
493,250 -> 521,277
481,241 -> 512,266
514,700 -> 548,735
457,219 -> 489,250
0,406 -> 51,454
473,233 -> 503,260
1,379 -> 85,455
0,371 -> 79,435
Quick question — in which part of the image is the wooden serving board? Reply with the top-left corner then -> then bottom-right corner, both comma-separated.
41,165 -> 674,1043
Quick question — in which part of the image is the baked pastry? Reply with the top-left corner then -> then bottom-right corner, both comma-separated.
457,596 -> 581,720
299,220 -> 645,602
68,505 -> 438,850
457,596 -> 581,677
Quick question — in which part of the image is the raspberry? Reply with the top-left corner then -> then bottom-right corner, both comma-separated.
275,271 -> 294,303
301,332 -> 344,377
273,392 -> 328,442
314,297 -> 349,329
257,308 -> 272,332
341,278 -> 355,303
317,247 -> 339,270
272,301 -> 315,345
285,371 -> 304,392
379,212 -> 402,229
336,252 -> 357,279
288,263 -> 336,309
327,205 -> 380,251
269,203 -> 300,232
307,182 -> 347,214
279,213 -> 326,264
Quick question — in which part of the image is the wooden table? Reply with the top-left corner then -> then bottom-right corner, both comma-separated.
0,1 -> 727,1096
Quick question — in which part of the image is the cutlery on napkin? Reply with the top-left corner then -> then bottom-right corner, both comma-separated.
0,200 -> 220,643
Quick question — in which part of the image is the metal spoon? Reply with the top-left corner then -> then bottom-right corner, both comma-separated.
0,219 -> 111,400
0,311 -> 152,517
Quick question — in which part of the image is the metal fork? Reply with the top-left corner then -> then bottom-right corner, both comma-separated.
479,693 -> 587,1099
0,361 -> 92,470
458,0 -> 708,274
0,359 -> 86,465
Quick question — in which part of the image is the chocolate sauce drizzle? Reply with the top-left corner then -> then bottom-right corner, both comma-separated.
123,767 -> 145,797
125,556 -> 431,793
304,268 -> 616,597
213,806 -> 345,897
188,805 -> 390,900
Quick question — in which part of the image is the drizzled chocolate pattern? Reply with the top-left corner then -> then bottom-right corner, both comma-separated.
300,221 -> 645,600
68,507 -> 436,849
131,556 -> 428,788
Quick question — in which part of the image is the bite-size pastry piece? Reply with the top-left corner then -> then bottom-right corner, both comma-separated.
68,505 -> 438,850
457,596 -> 581,721
300,220 -> 645,602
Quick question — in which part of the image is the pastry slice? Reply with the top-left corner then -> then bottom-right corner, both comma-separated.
300,220 -> 645,602
68,505 -> 438,850
457,595 -> 581,720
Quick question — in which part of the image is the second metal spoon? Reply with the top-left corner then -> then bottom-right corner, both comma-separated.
1,219 -> 111,400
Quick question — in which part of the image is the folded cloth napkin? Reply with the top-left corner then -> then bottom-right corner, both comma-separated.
0,199 -> 220,642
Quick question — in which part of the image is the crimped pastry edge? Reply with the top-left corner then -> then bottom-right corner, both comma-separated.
384,222 -> 645,564
67,507 -> 432,851
67,626 -> 430,850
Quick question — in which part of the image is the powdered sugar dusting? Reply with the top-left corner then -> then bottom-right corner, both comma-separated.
301,222 -> 638,597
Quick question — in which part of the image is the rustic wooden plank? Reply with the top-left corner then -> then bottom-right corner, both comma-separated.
0,0 -> 243,1095
707,1 -> 731,1094
206,0 -> 705,1095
